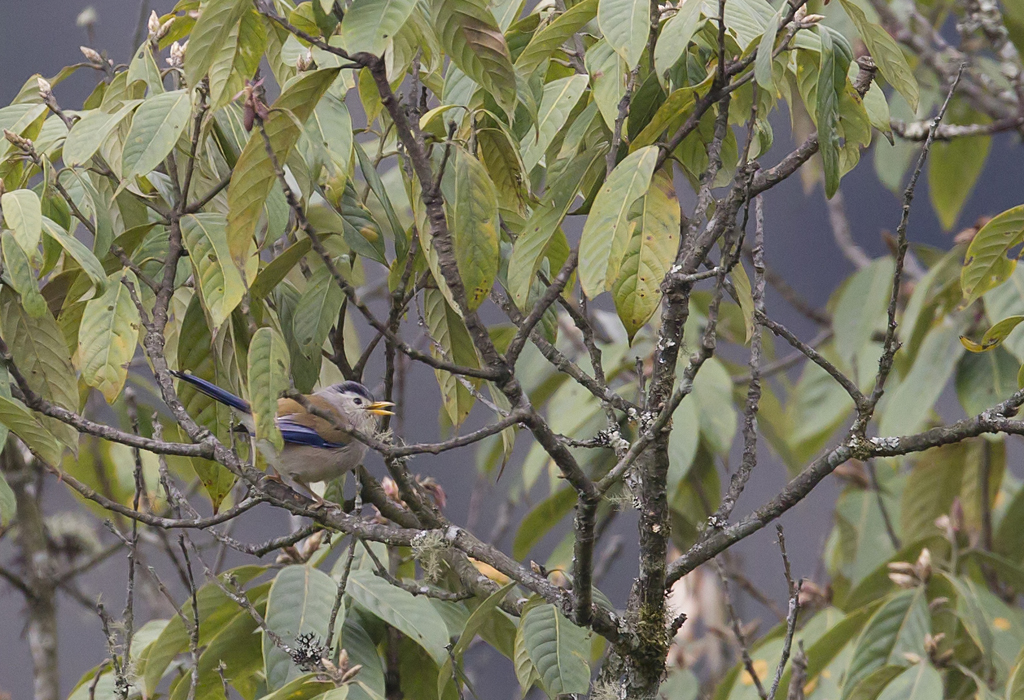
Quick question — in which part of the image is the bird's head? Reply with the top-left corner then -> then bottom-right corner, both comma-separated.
327,381 -> 395,420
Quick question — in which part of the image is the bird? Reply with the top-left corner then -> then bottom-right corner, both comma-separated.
170,370 -> 394,503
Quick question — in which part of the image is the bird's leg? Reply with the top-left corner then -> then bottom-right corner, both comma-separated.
295,479 -> 327,508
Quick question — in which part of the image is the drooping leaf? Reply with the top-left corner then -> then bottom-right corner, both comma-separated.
0,286 -> 78,453
839,0 -> 919,111
184,0 -> 249,89
424,288 -> 479,426
598,0 -> 649,70
293,264 -> 345,361
2,189 -> 42,254
520,75 -> 589,173
181,213 -> 246,329
519,604 -> 591,696
227,68 -> 341,266
929,113 -> 989,231
79,270 -> 141,403
841,589 -> 929,699
438,582 -> 517,698
513,488 -> 577,560
40,217 -> 106,292
432,0 -> 516,111
515,0 -> 598,77
755,5 -> 785,93
263,565 -> 339,690
653,0 -> 704,85
452,148 -> 500,310
0,395 -> 62,466
899,443 -> 966,544
121,90 -> 193,181
342,0 -> 418,56
578,145 -> 659,297
507,148 -> 604,308
2,230 -> 46,317
611,168 -> 679,341
817,28 -> 843,198
585,39 -> 627,130
62,101 -> 140,166
961,204 -> 1024,306
346,569 -> 451,664
247,327 -> 290,451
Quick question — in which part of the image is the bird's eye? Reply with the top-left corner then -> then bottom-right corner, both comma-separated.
353,398 -> 363,405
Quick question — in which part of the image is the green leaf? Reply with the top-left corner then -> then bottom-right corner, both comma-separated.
956,346 -> 1019,416
121,90 -> 193,181
79,270 -> 141,403
252,239 -> 312,300
899,443 -> 965,544
693,357 -> 736,454
519,604 -> 591,696
578,145 -> 659,297
346,569 -> 451,664
184,0 -> 249,88
293,264 -> 345,360
515,0 -> 598,77
127,43 -> 165,94
305,92 -> 354,180
432,0 -> 516,111
929,130 -> 989,231
40,217 -> 106,292
264,565 -> 339,690
839,0 -> 919,111
353,142 -> 404,258
598,0 -> 649,70
832,257 -> 894,369
424,288 -> 479,426
2,230 -> 46,317
817,28 -> 842,198
507,149 -> 604,308
513,488 -> 577,560
514,611 -> 543,694
520,75 -> 589,172
879,322 -> 964,437
248,327 -> 290,451
611,168 -> 679,341
342,0 -> 418,56
1008,653 -> 1024,700
961,205 -> 1024,306
0,287 -> 78,452
227,68 -> 341,266
452,148 -> 500,310
2,189 -> 42,254
0,395 -> 62,465
0,468 -> 14,526
841,589 -> 929,699
755,6 -> 784,93
630,75 -> 710,152
181,213 -> 246,329
585,39 -> 627,130
438,582 -> 517,697
653,0 -> 703,84
62,101 -> 140,166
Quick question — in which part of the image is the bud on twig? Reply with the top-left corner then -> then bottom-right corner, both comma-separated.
147,10 -> 161,39
80,46 -> 104,65
37,76 -> 52,100
168,41 -> 186,68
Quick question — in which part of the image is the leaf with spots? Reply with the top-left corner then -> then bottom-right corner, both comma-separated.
612,169 -> 679,342
452,148 -> 500,310
181,213 -> 246,329
247,327 -> 290,451
121,90 -> 192,181
79,270 -> 142,403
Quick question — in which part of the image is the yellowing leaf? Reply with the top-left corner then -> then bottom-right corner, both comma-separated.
578,145 -> 659,297
598,0 -> 649,70
342,0 -> 418,56
424,288 -> 479,426
432,0 -> 516,111
226,68 -> 341,267
79,270 -> 142,402
247,327 -> 290,451
452,148 -> 500,310
960,315 -> 1024,353
520,75 -> 589,173
2,189 -> 42,254
184,0 -> 249,89
961,205 -> 1024,306
1,230 -> 46,318
611,169 -> 679,341
515,0 -> 597,77
181,213 -> 246,329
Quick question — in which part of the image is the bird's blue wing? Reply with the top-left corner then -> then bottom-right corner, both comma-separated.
170,371 -> 251,413
277,418 -> 347,449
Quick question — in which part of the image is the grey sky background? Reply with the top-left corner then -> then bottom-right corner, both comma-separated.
0,1 -> 1022,698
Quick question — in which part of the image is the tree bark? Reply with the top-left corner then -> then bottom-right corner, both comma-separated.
7,445 -> 59,700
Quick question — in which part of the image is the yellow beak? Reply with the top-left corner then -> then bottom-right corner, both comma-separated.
368,400 -> 396,416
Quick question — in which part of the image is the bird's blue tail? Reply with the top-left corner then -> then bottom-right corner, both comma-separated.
171,371 -> 252,414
